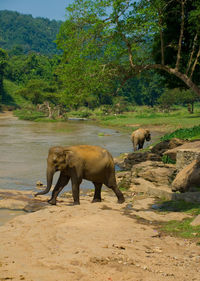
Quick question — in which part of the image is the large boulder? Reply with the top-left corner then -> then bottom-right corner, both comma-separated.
151,138 -> 187,156
131,160 -> 177,186
122,152 -> 162,170
164,141 -> 200,166
171,158 -> 200,192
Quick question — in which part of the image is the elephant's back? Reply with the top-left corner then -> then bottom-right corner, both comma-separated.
66,145 -> 114,166
131,128 -> 146,139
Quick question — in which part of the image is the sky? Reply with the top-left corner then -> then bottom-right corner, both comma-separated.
0,0 -> 74,21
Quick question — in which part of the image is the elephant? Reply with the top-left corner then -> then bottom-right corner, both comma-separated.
131,128 -> 151,151
35,145 -> 125,205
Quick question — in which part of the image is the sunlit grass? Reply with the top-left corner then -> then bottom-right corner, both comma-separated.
96,105 -> 200,133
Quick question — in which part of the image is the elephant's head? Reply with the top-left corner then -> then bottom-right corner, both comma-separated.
35,146 -> 74,197
145,130 -> 151,141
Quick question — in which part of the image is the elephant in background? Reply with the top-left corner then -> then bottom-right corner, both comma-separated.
35,145 -> 125,205
131,128 -> 151,151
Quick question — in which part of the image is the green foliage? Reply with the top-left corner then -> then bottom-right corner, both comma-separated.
15,79 -> 59,105
5,53 -> 60,84
0,48 -> 8,102
162,155 -> 176,164
69,107 -> 92,118
152,0 -> 200,88
0,10 -> 62,55
158,88 -> 199,112
55,0 -> 200,108
162,125 -> 200,141
14,108 -> 46,121
158,89 -> 178,111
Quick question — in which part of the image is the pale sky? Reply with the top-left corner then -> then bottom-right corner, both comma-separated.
0,0 -> 74,20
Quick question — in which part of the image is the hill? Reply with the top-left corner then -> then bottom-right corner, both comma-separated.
0,10 -> 62,55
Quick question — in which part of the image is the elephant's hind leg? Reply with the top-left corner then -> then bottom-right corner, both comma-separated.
92,183 -> 102,203
106,178 -> 125,204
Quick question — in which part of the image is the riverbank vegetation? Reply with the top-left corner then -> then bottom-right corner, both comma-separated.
1,0 -> 200,134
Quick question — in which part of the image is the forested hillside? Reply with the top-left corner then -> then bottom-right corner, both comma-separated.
0,10 -> 62,55
1,1 -> 200,119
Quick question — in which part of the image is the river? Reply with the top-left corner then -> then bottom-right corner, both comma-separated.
0,115 -> 134,192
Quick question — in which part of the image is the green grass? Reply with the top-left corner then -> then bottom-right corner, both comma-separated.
155,200 -> 200,240
161,218 -> 200,239
95,105 -> 200,133
3,79 -> 30,108
156,200 -> 200,215
162,154 -> 176,164
14,109 -> 46,121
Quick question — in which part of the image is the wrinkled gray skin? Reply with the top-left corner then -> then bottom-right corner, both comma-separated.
35,145 -> 125,205
131,128 -> 151,151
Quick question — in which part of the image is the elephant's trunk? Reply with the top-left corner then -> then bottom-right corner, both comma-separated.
34,166 -> 54,197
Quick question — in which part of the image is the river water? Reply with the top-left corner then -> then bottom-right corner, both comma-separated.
0,116 -> 133,192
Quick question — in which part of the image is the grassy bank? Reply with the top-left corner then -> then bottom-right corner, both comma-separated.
156,200 -> 200,241
94,105 -> 200,133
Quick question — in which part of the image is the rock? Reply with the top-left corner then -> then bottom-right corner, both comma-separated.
120,152 -> 162,170
164,141 -> 200,168
171,158 -> 200,192
36,181 -> 43,186
131,160 -> 176,186
151,138 -> 187,156
190,215 -> 200,226
116,171 -> 131,189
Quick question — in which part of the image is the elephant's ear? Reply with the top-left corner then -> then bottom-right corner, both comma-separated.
65,150 -> 78,168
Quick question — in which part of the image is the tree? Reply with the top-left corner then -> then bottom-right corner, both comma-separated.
56,0 -> 200,103
0,48 -> 8,103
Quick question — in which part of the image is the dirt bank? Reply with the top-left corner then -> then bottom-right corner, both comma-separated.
0,190 -> 199,281
0,111 -> 16,119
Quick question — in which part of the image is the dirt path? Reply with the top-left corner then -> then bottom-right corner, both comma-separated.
0,191 -> 199,281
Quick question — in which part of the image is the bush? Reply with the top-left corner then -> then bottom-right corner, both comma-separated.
162,125 -> 200,141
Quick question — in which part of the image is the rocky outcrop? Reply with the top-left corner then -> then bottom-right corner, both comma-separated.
190,214 -> 200,226
115,152 -> 161,170
151,138 -> 187,156
131,161 -> 177,186
171,158 -> 200,192
164,141 -> 200,166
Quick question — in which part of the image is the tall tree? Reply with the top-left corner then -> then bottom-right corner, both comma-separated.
56,0 -> 200,102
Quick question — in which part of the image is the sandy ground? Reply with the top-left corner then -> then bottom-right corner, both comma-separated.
0,190 -> 200,281
0,111 -> 199,280
0,111 -> 16,119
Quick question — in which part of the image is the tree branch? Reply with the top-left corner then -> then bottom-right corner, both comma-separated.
190,46 -> 200,78
175,0 -> 185,70
186,33 -> 198,75
158,12 -> 165,65
135,63 -> 200,96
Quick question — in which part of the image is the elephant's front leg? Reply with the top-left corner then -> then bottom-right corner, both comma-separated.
48,172 -> 70,205
92,183 -> 102,203
71,177 -> 82,205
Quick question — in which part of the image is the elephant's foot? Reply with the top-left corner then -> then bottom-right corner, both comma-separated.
48,199 -> 57,205
73,201 -> 80,205
118,197 -> 125,204
92,198 -> 101,203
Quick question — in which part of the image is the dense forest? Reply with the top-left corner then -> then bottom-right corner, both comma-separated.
0,1 -> 200,119
0,10 -> 62,55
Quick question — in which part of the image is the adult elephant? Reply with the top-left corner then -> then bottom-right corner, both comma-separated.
35,145 -> 125,205
131,128 -> 151,151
